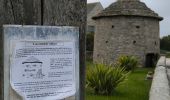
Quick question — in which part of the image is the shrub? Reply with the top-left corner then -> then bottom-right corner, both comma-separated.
86,63 -> 129,95
117,55 -> 139,71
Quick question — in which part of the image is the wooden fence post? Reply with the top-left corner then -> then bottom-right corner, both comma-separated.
0,0 -> 86,99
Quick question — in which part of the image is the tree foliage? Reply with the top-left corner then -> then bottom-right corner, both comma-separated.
160,35 -> 170,51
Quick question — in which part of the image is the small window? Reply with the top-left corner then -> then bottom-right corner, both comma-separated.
133,41 -> 136,44
136,26 -> 140,29
97,54 -> 100,57
155,42 -> 157,45
106,41 -> 108,43
112,25 -> 115,28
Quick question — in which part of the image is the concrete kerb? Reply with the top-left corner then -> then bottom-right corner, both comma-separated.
156,56 -> 166,67
166,58 -> 170,68
149,56 -> 170,100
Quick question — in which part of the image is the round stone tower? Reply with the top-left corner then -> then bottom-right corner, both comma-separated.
93,0 -> 163,67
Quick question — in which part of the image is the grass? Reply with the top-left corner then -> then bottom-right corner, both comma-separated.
86,65 -> 153,100
166,53 -> 170,58
160,49 -> 170,58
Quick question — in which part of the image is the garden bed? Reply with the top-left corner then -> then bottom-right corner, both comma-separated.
86,67 -> 153,100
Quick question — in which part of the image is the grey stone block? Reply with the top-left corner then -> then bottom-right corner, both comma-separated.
166,58 -> 170,68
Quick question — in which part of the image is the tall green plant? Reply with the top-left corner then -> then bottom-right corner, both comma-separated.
86,63 -> 129,95
117,55 -> 139,71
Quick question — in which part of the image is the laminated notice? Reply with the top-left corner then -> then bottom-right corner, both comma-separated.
10,41 -> 76,100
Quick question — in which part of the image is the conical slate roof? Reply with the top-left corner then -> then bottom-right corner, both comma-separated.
93,0 -> 163,20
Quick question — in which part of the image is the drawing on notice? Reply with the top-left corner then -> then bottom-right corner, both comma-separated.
22,56 -> 45,79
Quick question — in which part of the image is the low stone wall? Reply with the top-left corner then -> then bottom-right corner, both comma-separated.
149,56 -> 170,100
157,56 -> 166,66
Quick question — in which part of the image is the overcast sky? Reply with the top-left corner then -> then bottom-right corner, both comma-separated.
87,0 -> 170,37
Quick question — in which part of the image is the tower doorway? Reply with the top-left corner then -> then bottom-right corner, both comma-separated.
145,53 -> 158,67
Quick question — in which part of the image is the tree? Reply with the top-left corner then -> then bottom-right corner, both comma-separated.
160,35 -> 170,51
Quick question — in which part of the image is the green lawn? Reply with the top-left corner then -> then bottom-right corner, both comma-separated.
161,49 -> 170,58
166,53 -> 170,58
85,67 -> 153,100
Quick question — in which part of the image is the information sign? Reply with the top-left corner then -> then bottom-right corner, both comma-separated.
10,41 -> 76,100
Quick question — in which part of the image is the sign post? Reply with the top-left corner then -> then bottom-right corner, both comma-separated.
4,25 -> 80,100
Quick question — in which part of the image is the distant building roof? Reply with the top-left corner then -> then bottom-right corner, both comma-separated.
87,2 -> 100,15
93,0 -> 163,21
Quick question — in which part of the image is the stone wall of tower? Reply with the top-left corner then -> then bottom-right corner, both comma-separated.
93,16 -> 160,66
